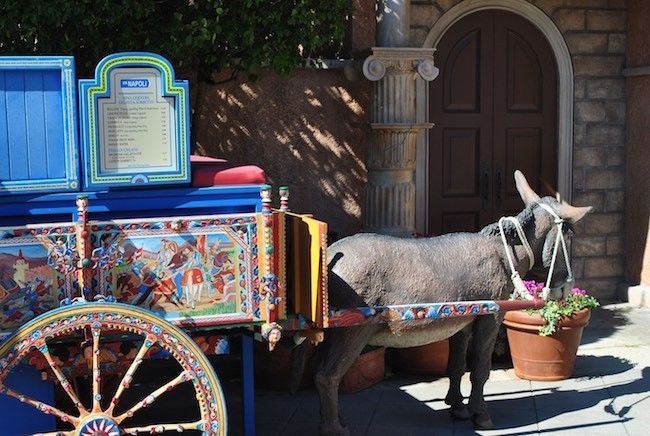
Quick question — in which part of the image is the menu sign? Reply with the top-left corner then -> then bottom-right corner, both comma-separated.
79,53 -> 190,189
99,68 -> 176,172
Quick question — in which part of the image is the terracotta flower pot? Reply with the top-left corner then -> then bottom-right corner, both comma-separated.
255,342 -> 386,393
254,340 -> 315,390
503,308 -> 591,381
339,347 -> 386,394
395,340 -> 449,376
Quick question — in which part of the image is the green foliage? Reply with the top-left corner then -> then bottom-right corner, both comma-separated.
0,0 -> 351,79
529,294 -> 600,336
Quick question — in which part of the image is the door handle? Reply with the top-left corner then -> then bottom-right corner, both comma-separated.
495,166 -> 503,211
480,164 -> 490,210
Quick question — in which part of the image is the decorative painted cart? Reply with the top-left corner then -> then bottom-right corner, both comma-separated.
0,53 -> 542,436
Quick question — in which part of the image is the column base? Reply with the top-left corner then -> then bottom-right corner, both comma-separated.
626,284 -> 650,308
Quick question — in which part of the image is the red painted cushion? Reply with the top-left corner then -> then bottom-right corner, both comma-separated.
191,155 -> 266,186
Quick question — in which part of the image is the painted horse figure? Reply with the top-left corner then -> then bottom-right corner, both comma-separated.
312,171 -> 592,435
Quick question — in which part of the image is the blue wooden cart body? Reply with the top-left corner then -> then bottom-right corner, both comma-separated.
0,53 -> 273,435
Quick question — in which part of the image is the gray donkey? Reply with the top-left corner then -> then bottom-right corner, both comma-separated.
311,171 -> 592,435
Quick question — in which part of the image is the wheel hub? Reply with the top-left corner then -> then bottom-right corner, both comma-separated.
78,415 -> 120,436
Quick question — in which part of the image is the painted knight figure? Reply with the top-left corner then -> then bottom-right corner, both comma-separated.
305,171 -> 591,435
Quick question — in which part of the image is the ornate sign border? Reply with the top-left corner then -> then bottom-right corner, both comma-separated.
79,52 -> 190,190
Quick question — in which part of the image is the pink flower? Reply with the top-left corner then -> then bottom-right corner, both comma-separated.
572,287 -> 588,296
523,280 -> 544,298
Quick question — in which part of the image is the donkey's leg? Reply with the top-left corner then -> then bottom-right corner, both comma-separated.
314,325 -> 377,436
445,324 -> 472,419
468,314 -> 500,430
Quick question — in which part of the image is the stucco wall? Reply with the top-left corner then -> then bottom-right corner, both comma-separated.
410,0 -> 627,299
192,0 -> 631,299
193,69 -> 370,239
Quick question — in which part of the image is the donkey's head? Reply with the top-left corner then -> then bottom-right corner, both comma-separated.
514,171 -> 592,298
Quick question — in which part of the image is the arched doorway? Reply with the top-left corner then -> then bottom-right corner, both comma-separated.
428,10 -> 558,234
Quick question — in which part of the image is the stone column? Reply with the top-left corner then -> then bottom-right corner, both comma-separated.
362,48 -> 438,235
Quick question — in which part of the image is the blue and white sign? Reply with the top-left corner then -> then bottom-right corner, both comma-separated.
79,52 -> 190,190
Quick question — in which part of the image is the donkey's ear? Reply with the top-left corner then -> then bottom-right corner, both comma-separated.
558,201 -> 593,223
514,170 -> 540,205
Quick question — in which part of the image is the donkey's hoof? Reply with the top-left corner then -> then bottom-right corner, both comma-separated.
449,405 -> 471,420
472,414 -> 495,430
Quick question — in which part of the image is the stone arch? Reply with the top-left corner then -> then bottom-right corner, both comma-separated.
416,0 -> 573,232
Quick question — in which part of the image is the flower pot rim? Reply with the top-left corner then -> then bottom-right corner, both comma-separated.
503,307 -> 591,330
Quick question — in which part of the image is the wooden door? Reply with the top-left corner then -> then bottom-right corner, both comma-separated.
429,10 -> 557,234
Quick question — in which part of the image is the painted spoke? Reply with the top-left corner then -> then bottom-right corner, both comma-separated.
106,335 -> 155,415
122,421 -> 202,434
115,371 -> 192,423
38,342 -> 88,416
91,325 -> 101,413
1,385 -> 79,426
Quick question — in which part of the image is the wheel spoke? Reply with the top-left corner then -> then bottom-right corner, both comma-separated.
106,335 -> 155,416
115,371 -> 192,423
38,342 -> 88,416
91,325 -> 101,413
0,384 -> 79,426
122,420 -> 202,434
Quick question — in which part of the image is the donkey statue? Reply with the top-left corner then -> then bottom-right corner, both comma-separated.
311,171 -> 592,435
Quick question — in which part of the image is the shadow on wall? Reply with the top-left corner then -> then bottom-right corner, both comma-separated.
194,68 -> 370,238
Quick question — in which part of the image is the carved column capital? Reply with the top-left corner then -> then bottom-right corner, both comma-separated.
362,47 -> 439,82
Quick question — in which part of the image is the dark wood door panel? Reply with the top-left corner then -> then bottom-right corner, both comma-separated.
430,11 -> 494,234
444,30 -> 482,113
441,212 -> 479,235
506,30 -> 543,112
494,11 -> 557,217
442,128 -> 480,197
505,128 -> 542,182
430,10 -> 557,234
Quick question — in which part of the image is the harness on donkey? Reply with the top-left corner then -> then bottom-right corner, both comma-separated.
499,201 -> 574,301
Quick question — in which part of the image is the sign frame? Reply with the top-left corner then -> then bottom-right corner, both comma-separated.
79,52 -> 190,190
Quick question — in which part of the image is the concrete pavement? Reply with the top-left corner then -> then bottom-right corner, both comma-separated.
255,303 -> 650,435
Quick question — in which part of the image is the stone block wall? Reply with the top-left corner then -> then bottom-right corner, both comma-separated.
409,0 -> 627,299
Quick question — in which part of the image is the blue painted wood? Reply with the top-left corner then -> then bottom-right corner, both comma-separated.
0,72 -> 9,181
25,71 -> 47,180
0,57 -> 79,194
43,70 -> 66,178
6,71 -> 29,180
0,185 -> 264,226
241,332 -> 257,436
0,364 -> 55,433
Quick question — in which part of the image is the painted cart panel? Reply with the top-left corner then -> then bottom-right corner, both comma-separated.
88,214 -> 261,327
0,222 -> 78,333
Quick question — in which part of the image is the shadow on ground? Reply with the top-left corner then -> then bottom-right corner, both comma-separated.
256,364 -> 648,435
580,305 -> 631,345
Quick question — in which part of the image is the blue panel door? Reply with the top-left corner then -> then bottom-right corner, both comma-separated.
0,56 -> 79,195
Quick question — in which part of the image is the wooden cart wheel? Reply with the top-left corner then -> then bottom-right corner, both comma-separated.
0,302 -> 227,436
